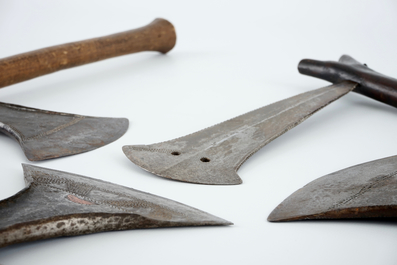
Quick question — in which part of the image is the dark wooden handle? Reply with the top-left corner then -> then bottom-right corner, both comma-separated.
298,55 -> 397,108
0,18 -> 176,88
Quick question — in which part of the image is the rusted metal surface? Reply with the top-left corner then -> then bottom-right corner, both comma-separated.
268,155 -> 397,222
0,164 -> 231,247
0,102 -> 128,161
299,55 -> 397,108
123,81 -> 356,185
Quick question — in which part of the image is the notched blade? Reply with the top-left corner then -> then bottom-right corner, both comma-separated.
123,81 -> 356,185
268,155 -> 397,222
0,102 -> 129,161
0,164 -> 231,247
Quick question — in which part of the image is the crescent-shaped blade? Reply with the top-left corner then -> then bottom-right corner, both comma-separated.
0,102 -> 128,161
0,164 -> 231,247
123,81 -> 356,185
268,155 -> 397,222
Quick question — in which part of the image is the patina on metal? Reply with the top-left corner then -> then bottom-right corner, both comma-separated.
268,155 -> 397,222
123,55 -> 397,185
123,81 -> 356,185
0,164 -> 231,247
0,102 -> 128,161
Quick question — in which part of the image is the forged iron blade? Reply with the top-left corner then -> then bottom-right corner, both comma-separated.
268,155 -> 397,222
123,81 -> 357,185
0,102 -> 128,161
0,164 -> 231,247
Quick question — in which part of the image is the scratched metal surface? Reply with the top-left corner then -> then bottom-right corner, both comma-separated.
0,164 -> 231,247
268,155 -> 397,221
123,81 -> 356,185
0,102 -> 128,161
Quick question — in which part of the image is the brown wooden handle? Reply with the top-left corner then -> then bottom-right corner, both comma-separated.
0,18 -> 176,88
298,55 -> 397,108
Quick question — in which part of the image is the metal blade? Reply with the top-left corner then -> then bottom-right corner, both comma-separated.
268,155 -> 397,222
0,102 -> 129,161
123,81 -> 357,185
0,164 -> 231,247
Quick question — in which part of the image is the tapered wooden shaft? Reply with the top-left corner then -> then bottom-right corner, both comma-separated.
0,18 -> 176,88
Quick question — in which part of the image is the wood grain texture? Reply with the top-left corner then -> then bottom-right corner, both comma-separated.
0,18 -> 176,88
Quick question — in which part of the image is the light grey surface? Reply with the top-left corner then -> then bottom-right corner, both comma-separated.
1,1 -> 397,264
123,81 -> 355,184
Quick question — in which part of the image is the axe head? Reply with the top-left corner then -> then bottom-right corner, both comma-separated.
268,155 -> 397,222
0,164 -> 232,247
0,102 -> 128,161
123,81 -> 356,185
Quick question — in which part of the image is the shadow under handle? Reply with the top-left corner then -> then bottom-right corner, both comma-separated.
298,55 -> 397,108
0,18 -> 176,88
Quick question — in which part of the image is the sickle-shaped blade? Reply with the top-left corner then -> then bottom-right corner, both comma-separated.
123,81 -> 356,185
0,102 -> 128,161
0,164 -> 231,247
268,155 -> 397,222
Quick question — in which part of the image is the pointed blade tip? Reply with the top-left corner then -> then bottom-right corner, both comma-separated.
267,209 -> 287,222
200,216 -> 233,226
267,212 -> 292,222
267,210 -> 310,222
216,220 -> 233,226
267,202 -> 308,222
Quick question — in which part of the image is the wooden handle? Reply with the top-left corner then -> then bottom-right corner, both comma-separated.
0,18 -> 176,88
298,55 -> 397,108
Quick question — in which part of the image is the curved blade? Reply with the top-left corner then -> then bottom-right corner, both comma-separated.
0,164 -> 231,247
268,155 -> 397,222
0,102 -> 128,161
123,81 -> 356,185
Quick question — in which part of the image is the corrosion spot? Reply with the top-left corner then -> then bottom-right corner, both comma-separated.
67,194 -> 94,205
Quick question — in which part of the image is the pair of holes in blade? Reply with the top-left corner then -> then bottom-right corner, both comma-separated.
171,151 -> 211,163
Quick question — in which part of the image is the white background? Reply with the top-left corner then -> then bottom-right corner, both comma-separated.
1,1 -> 397,264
